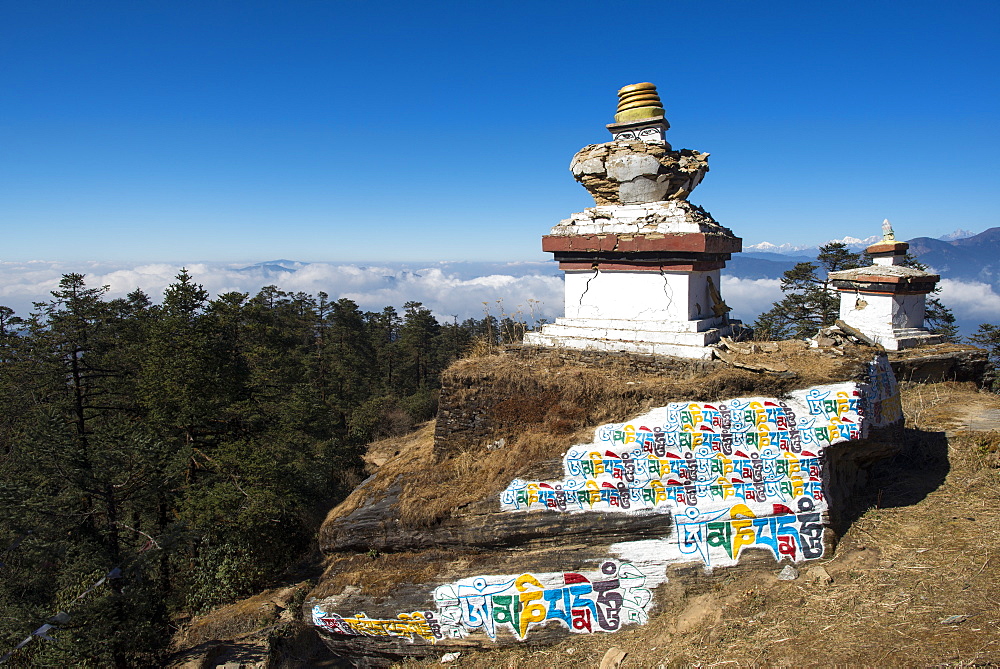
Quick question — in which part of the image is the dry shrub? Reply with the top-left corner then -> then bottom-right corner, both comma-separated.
172,583 -> 308,648
464,336 -> 497,359
973,431 -> 1000,457
396,426 -> 570,528
953,430 -> 1000,471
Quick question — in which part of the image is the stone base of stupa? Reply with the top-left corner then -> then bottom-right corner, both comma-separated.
524,263 -> 735,360
857,327 -> 943,351
832,282 -> 943,351
523,316 -> 732,359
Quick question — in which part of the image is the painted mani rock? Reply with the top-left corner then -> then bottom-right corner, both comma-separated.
312,560 -> 653,643
500,356 -> 901,568
311,357 -> 901,644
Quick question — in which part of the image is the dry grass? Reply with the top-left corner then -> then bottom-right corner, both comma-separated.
396,425 -> 572,528
450,349 -> 804,412
322,422 -> 437,527
901,380 -> 990,432
393,382 -> 1000,667
326,347 -> 891,534
722,338 -> 870,381
170,582 -> 309,649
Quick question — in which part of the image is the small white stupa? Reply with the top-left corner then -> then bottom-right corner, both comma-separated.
828,220 -> 943,350
522,83 -> 741,360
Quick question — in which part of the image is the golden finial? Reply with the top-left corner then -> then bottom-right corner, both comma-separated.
614,83 -> 665,123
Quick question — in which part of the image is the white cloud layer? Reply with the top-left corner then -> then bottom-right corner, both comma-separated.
2,262 -> 996,335
937,278 -> 1000,322
720,276 -> 784,323
0,260 -> 565,324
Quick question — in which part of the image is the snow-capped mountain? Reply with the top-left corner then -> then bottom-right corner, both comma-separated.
745,235 -> 880,255
742,241 -> 809,254
939,229 -> 976,241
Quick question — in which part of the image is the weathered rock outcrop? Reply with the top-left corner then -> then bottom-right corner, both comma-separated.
304,343 -> 949,665
887,344 -> 989,383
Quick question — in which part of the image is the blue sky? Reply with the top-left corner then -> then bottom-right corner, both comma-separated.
2,0 -> 998,263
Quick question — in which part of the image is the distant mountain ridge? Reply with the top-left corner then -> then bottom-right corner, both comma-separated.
939,229 -> 976,241
907,227 -> 1000,286
739,228 -> 1000,282
746,228 -> 981,255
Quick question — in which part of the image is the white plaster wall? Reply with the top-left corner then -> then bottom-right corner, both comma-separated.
894,294 -> 926,329
564,270 -> 718,322
611,126 -> 667,143
839,292 -> 925,334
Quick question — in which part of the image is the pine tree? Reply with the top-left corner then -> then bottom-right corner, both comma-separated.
139,269 -> 247,447
399,301 -> 442,396
0,274 -> 173,665
365,306 -> 402,392
970,323 -> 1000,389
754,242 -> 864,339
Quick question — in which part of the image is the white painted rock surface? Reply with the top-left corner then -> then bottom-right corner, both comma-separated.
311,357 -> 903,652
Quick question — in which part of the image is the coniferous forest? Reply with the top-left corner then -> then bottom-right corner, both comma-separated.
0,270 -> 523,666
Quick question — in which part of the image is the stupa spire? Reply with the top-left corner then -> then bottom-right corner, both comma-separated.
605,82 -> 671,145
614,82 -> 665,123
881,218 -> 895,242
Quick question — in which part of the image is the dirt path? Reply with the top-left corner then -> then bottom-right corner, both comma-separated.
955,404 -> 1000,432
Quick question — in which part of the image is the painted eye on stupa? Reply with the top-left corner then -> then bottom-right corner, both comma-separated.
615,131 -> 636,141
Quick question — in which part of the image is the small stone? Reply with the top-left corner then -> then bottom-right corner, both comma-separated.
777,564 -> 799,580
806,565 -> 833,585
600,647 -> 628,669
